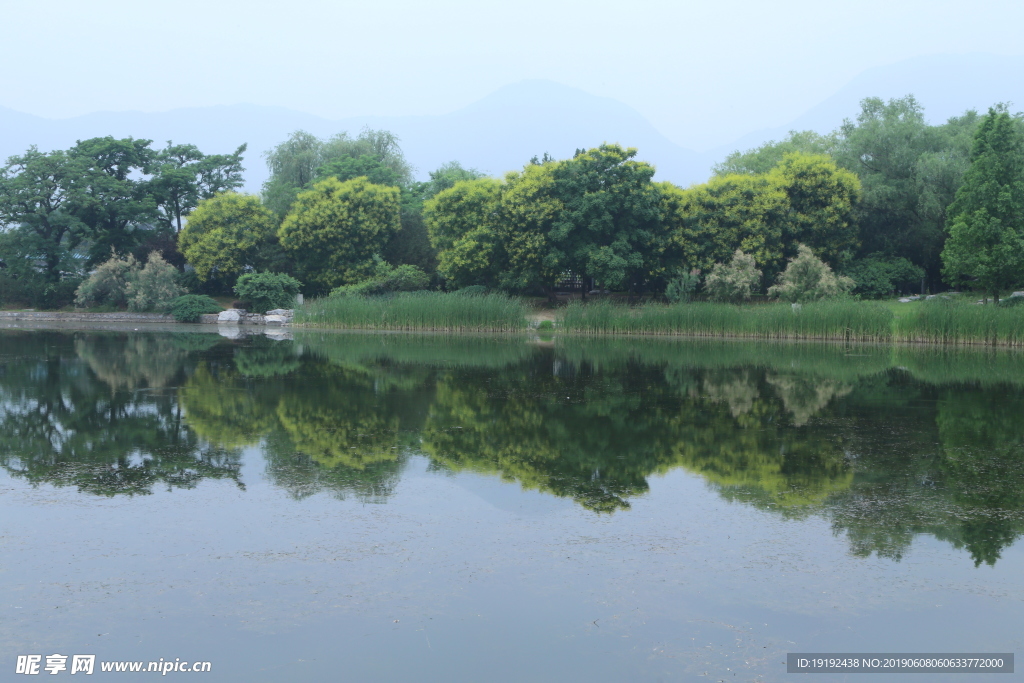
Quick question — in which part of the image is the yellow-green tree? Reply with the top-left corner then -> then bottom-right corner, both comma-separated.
769,152 -> 860,266
178,192 -> 277,281
665,173 -> 789,279
278,176 -> 400,292
423,177 -> 506,288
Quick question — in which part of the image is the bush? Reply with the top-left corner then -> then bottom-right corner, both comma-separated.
170,295 -> 223,322
330,257 -> 430,297
997,295 -> 1024,308
234,272 -> 302,313
705,250 -> 761,303
453,285 -> 488,296
665,270 -> 700,303
844,255 -> 924,299
125,252 -> 184,312
769,244 -> 854,303
75,251 -> 184,311
74,253 -> 134,308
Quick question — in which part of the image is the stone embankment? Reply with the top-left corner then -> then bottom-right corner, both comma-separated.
0,311 -> 175,323
0,309 -> 294,325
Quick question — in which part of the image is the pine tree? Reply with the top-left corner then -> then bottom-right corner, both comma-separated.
941,107 -> 1024,302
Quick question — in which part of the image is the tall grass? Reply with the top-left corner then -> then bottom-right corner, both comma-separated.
560,300 -> 893,341
894,299 -> 1024,346
295,291 -> 530,332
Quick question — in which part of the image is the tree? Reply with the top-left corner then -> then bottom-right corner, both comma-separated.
149,141 -> 246,234
422,161 -> 487,199
178,192 -> 278,282
262,128 -> 412,218
834,96 -> 976,286
547,144 -> 665,292
941,107 -> 1024,301
768,152 -> 860,266
714,130 -> 838,176
704,249 -> 762,302
665,173 -> 788,281
424,177 -> 507,288
278,177 -> 401,292
0,148 -> 90,282
768,244 -> 854,302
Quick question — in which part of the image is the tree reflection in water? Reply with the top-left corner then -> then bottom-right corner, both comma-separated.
1,329 -> 1023,564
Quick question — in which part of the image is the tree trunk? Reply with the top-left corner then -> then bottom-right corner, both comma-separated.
993,291 -> 1000,305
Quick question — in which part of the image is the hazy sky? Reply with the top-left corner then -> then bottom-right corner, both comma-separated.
5,0 -> 1023,149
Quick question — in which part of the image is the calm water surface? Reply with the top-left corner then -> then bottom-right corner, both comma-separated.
1,326 -> 1022,682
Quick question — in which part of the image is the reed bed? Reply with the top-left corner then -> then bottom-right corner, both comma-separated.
894,299 -> 1024,346
560,300 -> 894,341
295,291 -> 531,332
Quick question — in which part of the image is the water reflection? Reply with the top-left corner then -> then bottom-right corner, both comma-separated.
1,329 -> 1023,564
0,331 -> 242,496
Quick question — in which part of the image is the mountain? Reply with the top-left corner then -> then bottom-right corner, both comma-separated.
0,81 -> 710,192
711,53 -> 1024,161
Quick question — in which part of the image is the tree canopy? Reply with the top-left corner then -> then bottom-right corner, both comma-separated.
941,107 -> 1024,300
278,176 -> 401,292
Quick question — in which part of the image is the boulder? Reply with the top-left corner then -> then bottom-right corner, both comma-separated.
217,309 -> 242,323
264,314 -> 288,324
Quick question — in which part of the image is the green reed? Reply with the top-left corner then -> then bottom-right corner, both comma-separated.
894,299 -> 1024,346
559,300 -> 894,341
294,291 -> 531,332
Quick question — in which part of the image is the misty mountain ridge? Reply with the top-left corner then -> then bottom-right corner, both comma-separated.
1,53 -> 1022,193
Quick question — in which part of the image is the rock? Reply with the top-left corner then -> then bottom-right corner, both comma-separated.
1011,291 -> 1024,298
218,309 -> 242,323
897,297 -> 915,303
264,329 -> 293,341
264,314 -> 288,324
266,309 -> 294,318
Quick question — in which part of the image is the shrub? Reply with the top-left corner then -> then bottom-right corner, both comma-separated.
997,295 -> 1024,308
844,255 -> 924,299
665,270 -> 700,303
330,257 -> 430,297
537,319 -> 554,330
125,252 -> 184,312
74,253 -> 134,308
704,250 -> 761,303
454,285 -> 488,296
75,251 -> 183,311
170,295 -> 223,322
769,244 -> 854,303
234,272 -> 302,313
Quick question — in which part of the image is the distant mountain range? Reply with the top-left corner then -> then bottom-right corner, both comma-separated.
1,53 -> 1022,192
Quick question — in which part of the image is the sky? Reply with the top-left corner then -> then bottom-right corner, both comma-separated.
5,0 -> 1024,151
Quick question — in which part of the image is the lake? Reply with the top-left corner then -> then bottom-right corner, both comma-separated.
1,326 -> 1022,681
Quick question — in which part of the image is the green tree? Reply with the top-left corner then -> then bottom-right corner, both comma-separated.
278,177 -> 401,292
178,192 -> 279,282
835,97 -> 976,285
149,141 -> 246,234
262,129 -> 412,218
941,107 -> 1024,302
548,144 -> 665,291
714,130 -> 838,176
0,147 -> 91,283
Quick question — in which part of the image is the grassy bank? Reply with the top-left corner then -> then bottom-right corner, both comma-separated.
559,298 -> 1024,345
295,291 -> 531,332
294,291 -> 1023,346
560,300 -> 895,341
